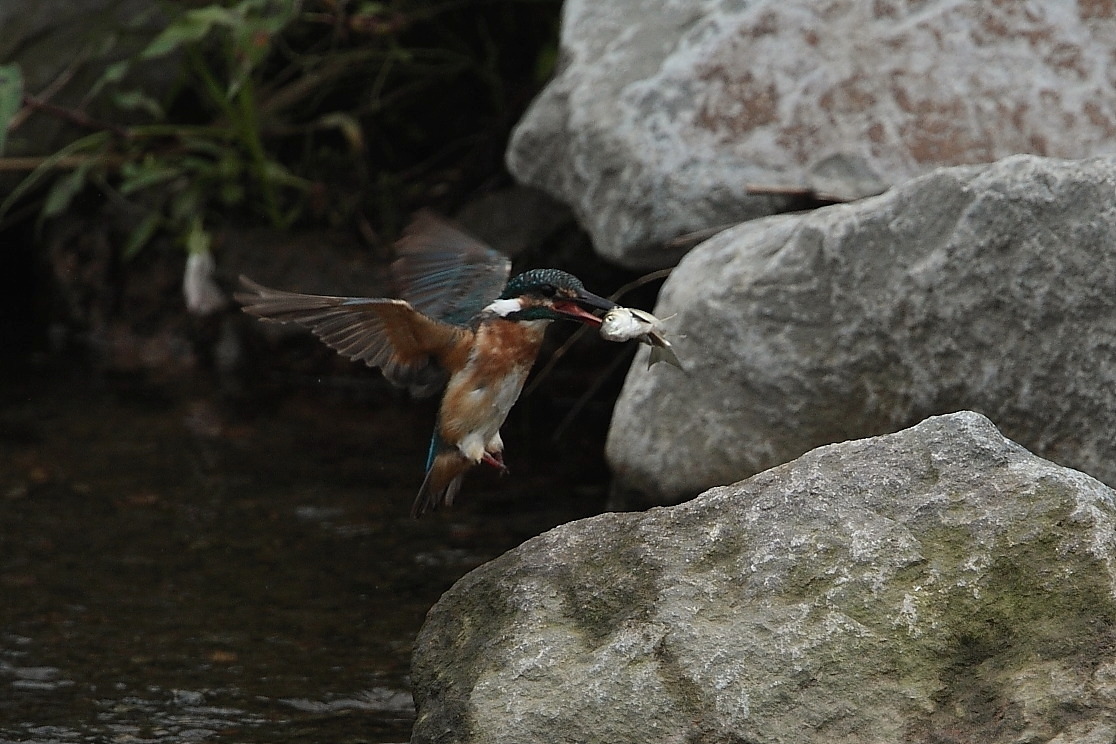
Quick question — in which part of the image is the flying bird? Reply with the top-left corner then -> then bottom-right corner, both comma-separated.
235,212 -> 616,517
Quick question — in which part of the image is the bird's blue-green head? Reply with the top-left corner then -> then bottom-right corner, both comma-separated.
491,269 -> 615,324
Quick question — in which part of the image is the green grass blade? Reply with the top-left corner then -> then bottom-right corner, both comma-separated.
0,131 -> 111,223
0,64 -> 24,156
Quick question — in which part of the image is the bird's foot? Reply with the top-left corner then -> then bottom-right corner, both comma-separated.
482,451 -> 509,475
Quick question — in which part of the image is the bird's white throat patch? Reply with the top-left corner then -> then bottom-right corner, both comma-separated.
485,297 -> 523,317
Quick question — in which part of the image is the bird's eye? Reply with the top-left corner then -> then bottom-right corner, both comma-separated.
538,283 -> 557,297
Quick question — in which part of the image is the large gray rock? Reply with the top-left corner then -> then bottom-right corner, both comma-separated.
607,154 -> 1116,504
410,412 -> 1116,744
508,0 -> 1116,268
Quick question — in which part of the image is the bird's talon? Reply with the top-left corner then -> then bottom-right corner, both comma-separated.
482,451 -> 509,474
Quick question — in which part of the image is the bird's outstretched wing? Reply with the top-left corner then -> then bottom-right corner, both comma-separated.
392,210 -> 511,327
235,276 -> 470,397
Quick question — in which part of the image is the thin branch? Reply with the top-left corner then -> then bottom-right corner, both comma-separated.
20,95 -> 131,138
9,62 -> 80,131
550,345 -> 636,443
665,223 -> 738,250
524,268 -> 673,398
257,47 -> 390,117
0,153 -> 126,172
606,267 -> 673,300
746,182 -> 851,203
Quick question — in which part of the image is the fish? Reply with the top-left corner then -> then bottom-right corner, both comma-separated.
599,306 -> 684,370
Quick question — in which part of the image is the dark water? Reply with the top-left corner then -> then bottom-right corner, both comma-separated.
0,356 -> 613,742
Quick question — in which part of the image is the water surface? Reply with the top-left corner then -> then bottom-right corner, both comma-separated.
0,358 -> 611,742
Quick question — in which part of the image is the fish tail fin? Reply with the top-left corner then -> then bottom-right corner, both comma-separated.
648,339 -> 685,370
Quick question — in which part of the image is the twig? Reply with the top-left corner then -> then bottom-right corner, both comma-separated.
550,345 -> 636,443
9,63 -> 80,131
0,153 -> 126,172
525,268 -> 673,398
20,95 -> 131,138
257,47 -> 389,117
665,223 -> 738,250
667,184 -> 861,250
606,267 -> 673,300
746,182 -> 849,203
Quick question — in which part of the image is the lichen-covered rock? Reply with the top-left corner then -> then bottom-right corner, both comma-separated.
508,0 -> 1116,267
606,154 -> 1116,504
411,412 -> 1116,744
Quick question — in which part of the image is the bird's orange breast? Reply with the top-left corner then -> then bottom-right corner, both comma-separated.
470,318 -> 547,376
438,319 -> 547,451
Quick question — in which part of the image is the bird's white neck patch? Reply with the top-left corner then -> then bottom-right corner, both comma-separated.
485,297 -> 523,317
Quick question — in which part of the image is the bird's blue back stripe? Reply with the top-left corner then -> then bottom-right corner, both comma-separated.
426,432 -> 439,470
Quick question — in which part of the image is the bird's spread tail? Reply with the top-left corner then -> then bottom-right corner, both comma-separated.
412,451 -> 471,518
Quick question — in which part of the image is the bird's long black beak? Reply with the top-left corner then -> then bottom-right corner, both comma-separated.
576,289 -> 617,314
552,289 -> 617,326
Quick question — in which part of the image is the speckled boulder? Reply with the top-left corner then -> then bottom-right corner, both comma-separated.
508,0 -> 1116,267
607,154 -> 1116,504
410,412 -> 1116,744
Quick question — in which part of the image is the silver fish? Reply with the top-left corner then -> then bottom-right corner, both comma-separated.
599,306 -> 684,369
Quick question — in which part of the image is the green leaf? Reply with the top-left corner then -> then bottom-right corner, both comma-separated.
184,216 -> 211,255
118,157 -> 181,195
122,212 -> 163,261
187,5 -> 241,26
226,59 -> 256,101
0,64 -> 24,156
215,151 -> 243,180
141,7 -> 236,59
227,0 -> 300,94
260,159 -> 310,190
177,155 -> 222,177
102,59 -> 131,85
317,112 -> 365,153
111,89 -> 164,119
170,184 -> 203,223
0,131 -> 111,223
534,42 -> 559,85
181,136 -> 233,159
41,160 -> 96,219
241,0 -> 300,34
219,181 -> 245,206
87,59 -> 131,101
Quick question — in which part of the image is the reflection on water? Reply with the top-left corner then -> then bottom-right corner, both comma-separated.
0,357 -> 611,742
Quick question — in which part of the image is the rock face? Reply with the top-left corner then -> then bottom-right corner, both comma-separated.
606,154 -> 1116,504
410,412 -> 1116,744
508,0 -> 1116,268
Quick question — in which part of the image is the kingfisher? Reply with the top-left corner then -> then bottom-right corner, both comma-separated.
235,211 -> 616,518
